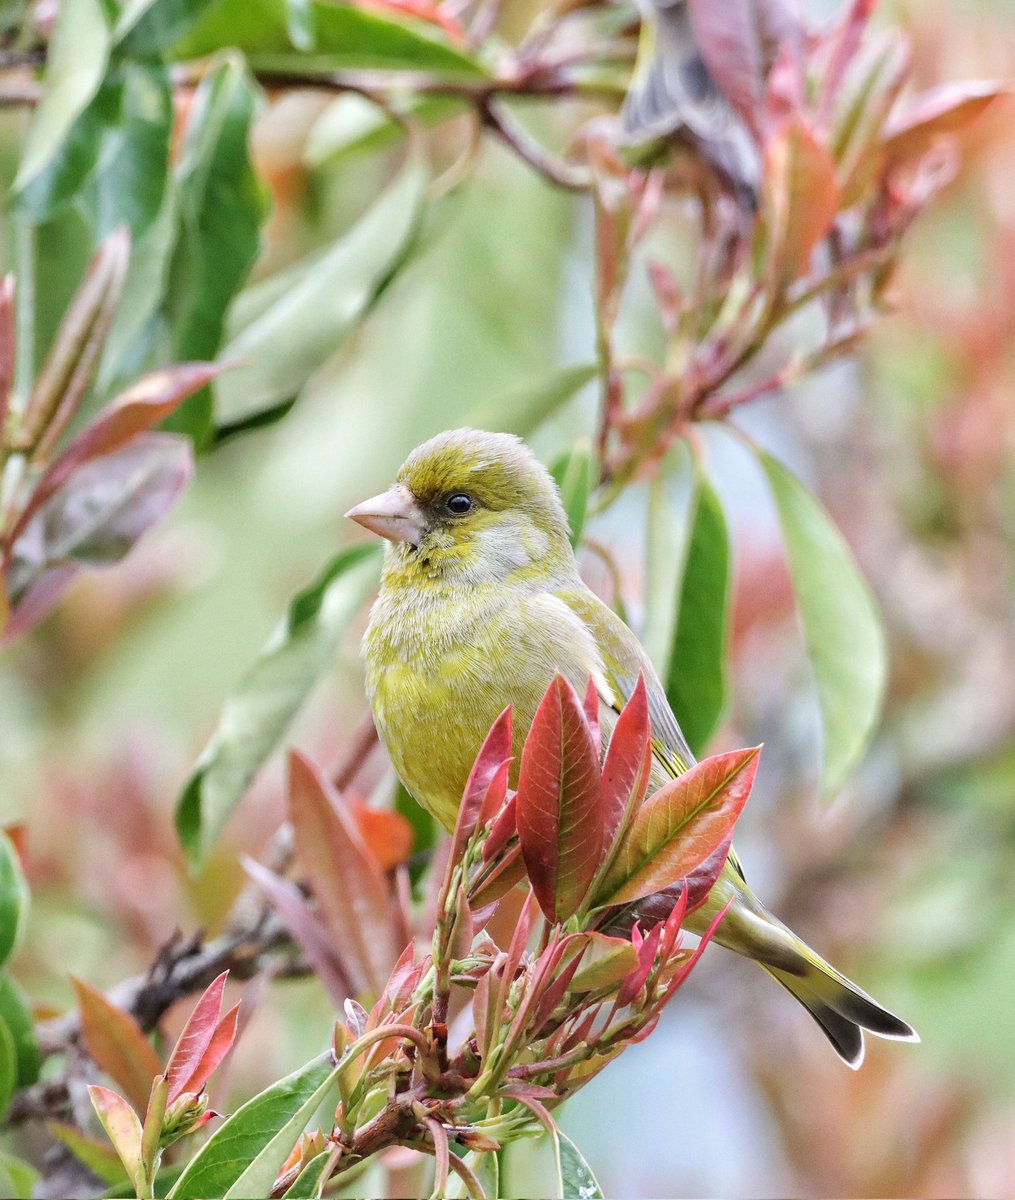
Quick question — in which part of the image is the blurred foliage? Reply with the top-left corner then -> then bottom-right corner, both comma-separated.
0,0 -> 1010,1194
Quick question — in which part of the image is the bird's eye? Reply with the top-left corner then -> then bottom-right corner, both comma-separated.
445,493 -> 473,516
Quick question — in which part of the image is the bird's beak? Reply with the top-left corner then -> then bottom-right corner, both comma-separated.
345,483 -> 427,544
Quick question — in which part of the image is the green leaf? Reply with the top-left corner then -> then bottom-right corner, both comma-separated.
0,1151 -> 39,1200
169,1053 -> 337,1200
174,0 -> 485,76
15,63 -> 173,237
13,0 -> 110,195
665,472 -> 731,757
88,1085 -> 144,1186
558,1130 -> 604,1200
50,1122 -> 131,1187
0,976 -> 41,1087
119,0 -> 217,55
0,835 -> 29,970
175,543 -> 380,868
282,1150 -> 332,1198
162,53 -> 265,445
214,160 -> 426,428
465,364 -> 598,438
550,441 -> 595,548
759,452 -> 887,797
0,1018 -> 16,1120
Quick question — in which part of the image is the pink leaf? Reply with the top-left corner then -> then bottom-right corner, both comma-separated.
164,972 -> 228,1104
450,706 -> 513,866
600,675 -> 652,847
763,118 -> 841,280
88,1086 -> 143,1183
882,81 -> 1008,163
595,747 -> 760,906
516,675 -> 604,922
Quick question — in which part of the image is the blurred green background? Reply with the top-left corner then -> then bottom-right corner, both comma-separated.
2,0 -> 1015,1194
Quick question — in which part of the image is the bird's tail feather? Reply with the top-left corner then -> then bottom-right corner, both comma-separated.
762,944 -> 919,1070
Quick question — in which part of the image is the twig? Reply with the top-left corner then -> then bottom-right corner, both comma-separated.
480,99 -> 591,191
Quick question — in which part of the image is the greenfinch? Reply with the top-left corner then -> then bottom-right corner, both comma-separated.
347,428 -> 917,1067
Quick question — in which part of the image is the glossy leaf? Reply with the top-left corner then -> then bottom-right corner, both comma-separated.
550,441 -> 595,548
175,543 -> 380,868
516,675 -> 604,923
559,1130 -> 605,1200
4,434 -> 193,642
0,976 -> 40,1087
596,747 -> 759,906
282,1149 -> 334,1198
288,751 -> 396,997
764,117 -> 841,280
88,1085 -> 144,1185
568,933 -> 639,993
164,972 -> 236,1102
168,1054 -> 337,1200
449,707 -> 513,869
686,0 -> 802,133
0,835 -> 28,969
215,160 -> 426,428
600,675 -> 652,849
665,475 -> 731,757
13,0 -> 109,195
162,54 -> 264,445
760,452 -> 887,797
73,978 -> 162,1112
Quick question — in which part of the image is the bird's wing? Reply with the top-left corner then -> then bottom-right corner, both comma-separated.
555,585 -> 748,882
554,586 -> 694,775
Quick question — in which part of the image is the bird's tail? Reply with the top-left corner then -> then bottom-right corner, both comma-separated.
691,874 -> 919,1067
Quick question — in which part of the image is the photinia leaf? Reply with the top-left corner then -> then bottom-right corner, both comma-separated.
168,1053 -> 338,1200
12,0 -> 109,196
559,1129 -> 605,1200
243,859 -> 352,1006
162,53 -> 265,446
595,747 -> 760,906
282,1149 -> 334,1198
759,452 -> 886,798
665,474 -> 731,757
73,978 -> 162,1113
0,1151 -> 38,1200
882,80 -> 1007,164
686,0 -> 802,134
600,675 -> 652,850
567,933 -> 639,993
287,751 -> 396,998
88,1085 -> 144,1186
4,434 -> 193,643
448,707 -> 513,869
214,159 -> 426,429
174,542 -> 380,869
164,971 -> 233,1102
516,675 -> 604,923
0,1018 -> 15,1120
349,802 -> 414,872
763,117 -> 841,281
0,834 -> 29,970
0,977 -> 41,1087
141,1074 -> 168,1186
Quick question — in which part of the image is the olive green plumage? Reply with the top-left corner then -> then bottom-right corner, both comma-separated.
355,428 -> 917,1067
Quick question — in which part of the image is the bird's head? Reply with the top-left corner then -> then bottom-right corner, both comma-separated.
346,428 -> 575,585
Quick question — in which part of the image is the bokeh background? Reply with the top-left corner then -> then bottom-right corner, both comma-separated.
2,0 -> 1015,1194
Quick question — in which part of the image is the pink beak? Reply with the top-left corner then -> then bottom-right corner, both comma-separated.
345,483 -> 427,544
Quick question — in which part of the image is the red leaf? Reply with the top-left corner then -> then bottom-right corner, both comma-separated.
470,842 -> 526,909
595,747 -> 760,906
288,750 -> 397,997
164,972 -> 228,1103
763,118 -> 841,280
9,363 -> 220,544
600,675 -> 652,847
582,677 -> 600,758
73,979 -> 162,1113
687,0 -> 803,134
450,707 -> 513,866
242,858 -> 352,1007
481,793 -> 517,863
477,759 -> 511,830
882,81 -> 1008,163
349,802 -> 414,872
516,675 -> 604,923
617,923 -> 661,1006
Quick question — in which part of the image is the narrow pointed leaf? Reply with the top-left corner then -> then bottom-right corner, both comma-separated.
175,543 -> 380,868
759,452 -> 886,797
168,1054 -> 337,1200
665,476 -> 731,756
449,707 -> 513,867
73,978 -> 162,1112
596,747 -> 759,906
764,118 -> 841,280
883,81 -> 1006,163
282,1150 -> 334,1198
288,751 -> 395,997
600,676 -> 652,846
141,1074 -> 168,1183
50,1123 -> 130,1186
164,972 -> 227,1103
550,441 -> 595,548
516,676 -> 604,923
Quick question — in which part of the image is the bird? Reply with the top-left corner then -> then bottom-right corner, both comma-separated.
346,427 -> 918,1067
